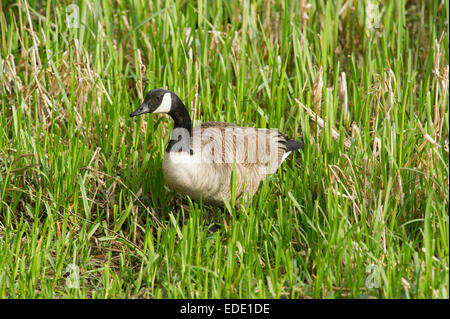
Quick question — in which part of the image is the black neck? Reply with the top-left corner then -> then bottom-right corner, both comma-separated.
169,98 -> 192,132
166,97 -> 192,154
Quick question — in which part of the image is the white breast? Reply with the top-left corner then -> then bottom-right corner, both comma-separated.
162,151 -> 203,200
162,151 -> 228,204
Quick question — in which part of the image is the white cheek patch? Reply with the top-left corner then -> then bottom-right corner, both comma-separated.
153,92 -> 172,113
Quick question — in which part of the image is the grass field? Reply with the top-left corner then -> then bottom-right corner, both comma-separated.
0,0 -> 448,298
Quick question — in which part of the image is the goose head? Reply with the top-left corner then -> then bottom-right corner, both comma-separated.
130,88 -> 192,136
130,88 -> 177,117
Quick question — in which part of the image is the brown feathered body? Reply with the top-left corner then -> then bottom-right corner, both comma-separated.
162,122 -> 292,205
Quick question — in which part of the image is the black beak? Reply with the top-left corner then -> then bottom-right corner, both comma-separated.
130,104 -> 148,117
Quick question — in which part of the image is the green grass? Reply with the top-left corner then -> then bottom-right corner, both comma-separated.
0,0 -> 448,298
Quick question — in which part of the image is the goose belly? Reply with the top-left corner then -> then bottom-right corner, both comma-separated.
162,152 -> 227,204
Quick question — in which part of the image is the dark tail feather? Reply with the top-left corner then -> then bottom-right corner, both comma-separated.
285,139 -> 304,152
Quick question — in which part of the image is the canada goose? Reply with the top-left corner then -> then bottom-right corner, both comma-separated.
130,88 -> 303,205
